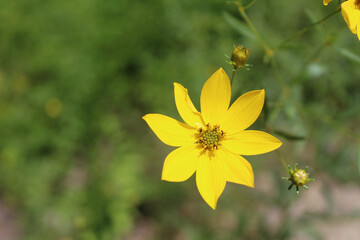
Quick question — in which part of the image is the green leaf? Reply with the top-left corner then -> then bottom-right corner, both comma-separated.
274,130 -> 305,141
339,48 -> 360,64
223,12 -> 255,40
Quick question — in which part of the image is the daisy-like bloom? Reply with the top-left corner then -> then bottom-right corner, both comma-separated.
323,0 -> 332,6
143,68 -> 282,209
341,0 -> 360,40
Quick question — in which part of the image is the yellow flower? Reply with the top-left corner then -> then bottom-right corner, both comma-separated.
341,0 -> 360,40
143,68 -> 282,209
323,0 -> 332,6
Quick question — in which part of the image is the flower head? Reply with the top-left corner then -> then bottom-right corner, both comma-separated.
341,0 -> 360,40
143,68 -> 282,209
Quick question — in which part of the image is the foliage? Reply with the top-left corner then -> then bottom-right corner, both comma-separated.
0,0 -> 359,239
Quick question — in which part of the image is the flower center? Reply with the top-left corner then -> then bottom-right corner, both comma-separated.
356,0 -> 360,8
197,124 -> 225,150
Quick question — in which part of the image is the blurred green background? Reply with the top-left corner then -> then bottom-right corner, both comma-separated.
0,0 -> 359,239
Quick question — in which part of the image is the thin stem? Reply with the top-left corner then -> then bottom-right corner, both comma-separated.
236,0 -> 284,123
266,124 -> 289,172
267,58 -> 288,124
290,41 -> 329,86
244,0 -> 257,10
270,57 -> 286,87
236,2 -> 273,58
230,69 -> 237,86
268,94 -> 284,124
276,151 -> 289,172
269,40 -> 330,123
276,8 -> 341,49
236,1 -> 288,172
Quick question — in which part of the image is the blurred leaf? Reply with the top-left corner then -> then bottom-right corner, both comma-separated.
339,48 -> 360,64
223,12 -> 255,40
274,130 -> 305,141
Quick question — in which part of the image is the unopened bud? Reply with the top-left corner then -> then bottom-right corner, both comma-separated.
282,163 -> 314,195
231,45 -> 250,70
292,169 -> 308,186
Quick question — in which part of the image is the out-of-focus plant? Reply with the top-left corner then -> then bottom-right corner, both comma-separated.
0,0 -> 359,239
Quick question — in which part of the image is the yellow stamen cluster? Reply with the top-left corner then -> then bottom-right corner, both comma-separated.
356,0 -> 360,9
197,124 -> 224,150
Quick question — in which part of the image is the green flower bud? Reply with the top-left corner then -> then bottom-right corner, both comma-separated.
291,169 -> 309,186
282,163 -> 314,195
231,45 -> 250,70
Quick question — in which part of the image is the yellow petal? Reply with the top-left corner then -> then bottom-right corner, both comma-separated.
200,68 -> 231,125
323,0 -> 332,6
162,144 -> 202,182
221,90 -> 265,134
174,83 -> 204,128
143,114 -> 196,147
218,147 -> 254,187
222,130 -> 282,155
196,153 -> 226,209
341,1 -> 359,34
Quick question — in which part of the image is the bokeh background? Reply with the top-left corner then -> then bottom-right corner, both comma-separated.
0,0 -> 359,239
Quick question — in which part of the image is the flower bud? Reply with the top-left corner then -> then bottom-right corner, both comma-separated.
282,163 -> 314,194
291,169 -> 309,186
231,45 -> 250,70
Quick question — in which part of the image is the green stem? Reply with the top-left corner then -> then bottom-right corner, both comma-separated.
266,124 -> 289,172
290,41 -> 328,86
277,151 -> 289,173
230,69 -> 237,86
269,40 -> 330,123
276,8 -> 341,49
236,1 -> 288,172
236,2 -> 273,59
244,0 -> 257,10
270,57 -> 286,87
